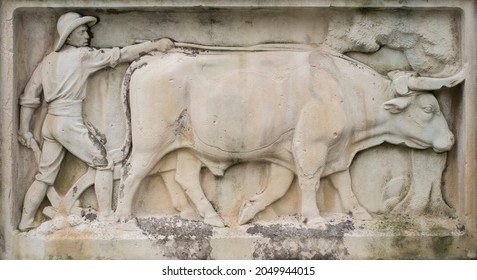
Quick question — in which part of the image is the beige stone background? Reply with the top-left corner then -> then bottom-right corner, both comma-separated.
1,0 -> 477,259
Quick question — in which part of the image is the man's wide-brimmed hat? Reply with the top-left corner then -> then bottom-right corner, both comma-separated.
54,12 -> 97,52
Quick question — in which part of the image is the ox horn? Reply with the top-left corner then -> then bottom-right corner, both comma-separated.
388,65 -> 467,95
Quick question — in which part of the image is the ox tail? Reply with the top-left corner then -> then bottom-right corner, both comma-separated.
108,61 -> 144,165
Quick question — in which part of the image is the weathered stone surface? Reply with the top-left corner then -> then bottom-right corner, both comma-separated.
12,214 -> 470,259
1,0 -> 476,259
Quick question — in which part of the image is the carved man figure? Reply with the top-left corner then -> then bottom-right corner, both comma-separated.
17,12 -> 173,231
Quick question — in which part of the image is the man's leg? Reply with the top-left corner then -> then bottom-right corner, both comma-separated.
19,180 -> 50,231
55,117 -> 114,221
19,132 -> 65,231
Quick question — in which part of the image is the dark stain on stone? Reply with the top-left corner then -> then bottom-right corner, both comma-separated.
136,216 -> 213,259
431,236 -> 453,259
209,18 -> 220,25
181,47 -> 201,57
84,213 -> 97,222
87,131 -> 106,157
82,208 -> 97,222
86,121 -> 107,145
121,162 -> 132,179
120,137 -> 132,161
122,72 -> 132,88
389,236 -> 421,259
88,130 -> 108,167
174,109 -> 192,137
119,183 -> 125,199
137,52 -> 150,59
132,61 -> 149,69
246,219 -> 354,239
246,220 -> 354,259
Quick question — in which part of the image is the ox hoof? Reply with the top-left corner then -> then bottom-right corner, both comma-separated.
383,197 -> 401,212
114,211 -> 132,223
204,213 -> 225,228
432,204 -> 456,218
18,220 -> 37,232
352,208 -> 373,220
179,207 -> 199,220
238,201 -> 259,225
99,210 -> 115,222
303,216 -> 328,230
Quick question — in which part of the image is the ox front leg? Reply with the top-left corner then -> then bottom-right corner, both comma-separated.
115,152 -> 158,221
293,140 -> 328,228
298,175 -> 326,228
293,102 -> 331,229
329,170 -> 372,220
239,163 -> 295,225
175,150 -> 225,227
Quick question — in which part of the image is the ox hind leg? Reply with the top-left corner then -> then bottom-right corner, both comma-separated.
161,170 -> 198,220
175,150 -> 225,227
328,170 -> 372,220
115,151 -> 162,221
239,163 -> 295,225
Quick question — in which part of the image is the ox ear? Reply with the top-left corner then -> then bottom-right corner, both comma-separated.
383,97 -> 412,114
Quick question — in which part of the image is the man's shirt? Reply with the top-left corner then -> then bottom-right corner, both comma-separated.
20,45 -> 120,109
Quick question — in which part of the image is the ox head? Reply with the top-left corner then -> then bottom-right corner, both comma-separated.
382,91 -> 454,152
381,67 -> 466,152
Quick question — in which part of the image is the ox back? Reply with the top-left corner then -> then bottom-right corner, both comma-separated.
127,49 -> 394,175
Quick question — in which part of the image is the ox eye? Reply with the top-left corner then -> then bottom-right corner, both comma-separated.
423,105 -> 434,114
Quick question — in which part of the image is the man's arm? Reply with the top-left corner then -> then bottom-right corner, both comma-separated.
18,64 -> 43,148
18,108 -> 36,148
118,38 -> 174,64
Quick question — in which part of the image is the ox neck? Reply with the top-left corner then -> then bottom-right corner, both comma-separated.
350,124 -> 390,153
331,53 -> 412,159
347,77 -> 399,152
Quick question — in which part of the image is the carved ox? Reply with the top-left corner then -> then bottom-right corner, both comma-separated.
114,47 -> 460,228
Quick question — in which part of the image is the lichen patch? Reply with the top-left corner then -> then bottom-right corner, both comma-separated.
136,216 -> 213,259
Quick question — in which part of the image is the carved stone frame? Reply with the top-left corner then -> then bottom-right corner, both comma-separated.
1,0 -> 476,259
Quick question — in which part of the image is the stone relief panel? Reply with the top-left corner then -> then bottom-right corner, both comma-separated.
10,6 -> 468,258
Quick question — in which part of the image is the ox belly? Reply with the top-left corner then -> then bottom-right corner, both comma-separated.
133,51 -> 322,172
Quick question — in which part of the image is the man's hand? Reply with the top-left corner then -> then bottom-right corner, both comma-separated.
120,38 -> 175,63
153,38 -> 174,52
18,131 -> 34,148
